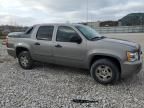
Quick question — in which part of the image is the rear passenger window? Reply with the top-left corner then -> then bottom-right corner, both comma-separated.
37,26 -> 54,41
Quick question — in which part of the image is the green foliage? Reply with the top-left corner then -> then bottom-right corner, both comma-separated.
0,31 -> 3,39
100,21 -> 118,27
0,31 -> 6,39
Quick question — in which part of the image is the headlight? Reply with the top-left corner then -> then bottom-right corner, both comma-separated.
127,52 -> 139,62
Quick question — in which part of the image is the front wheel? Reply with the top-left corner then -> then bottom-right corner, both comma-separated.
90,59 -> 120,85
18,51 -> 33,69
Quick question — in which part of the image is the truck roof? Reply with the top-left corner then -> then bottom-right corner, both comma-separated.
33,23 -> 83,27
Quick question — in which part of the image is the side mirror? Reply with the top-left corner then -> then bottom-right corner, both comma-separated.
71,35 -> 82,44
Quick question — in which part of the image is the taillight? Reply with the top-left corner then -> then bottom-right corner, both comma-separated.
6,36 -> 8,47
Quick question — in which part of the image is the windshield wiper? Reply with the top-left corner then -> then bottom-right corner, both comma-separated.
90,36 -> 106,40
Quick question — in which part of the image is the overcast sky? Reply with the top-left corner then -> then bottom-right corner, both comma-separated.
0,0 -> 144,26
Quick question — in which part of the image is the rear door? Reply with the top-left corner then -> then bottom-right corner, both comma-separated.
53,26 -> 87,67
32,25 -> 55,63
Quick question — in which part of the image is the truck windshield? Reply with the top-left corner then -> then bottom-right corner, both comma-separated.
76,25 -> 102,40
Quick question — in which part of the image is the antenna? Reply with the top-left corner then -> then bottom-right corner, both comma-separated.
86,0 -> 89,23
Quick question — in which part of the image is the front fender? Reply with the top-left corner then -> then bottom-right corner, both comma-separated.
14,43 -> 30,50
87,49 -> 124,67
14,42 -> 31,56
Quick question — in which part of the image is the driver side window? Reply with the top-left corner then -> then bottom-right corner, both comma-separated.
56,26 -> 80,42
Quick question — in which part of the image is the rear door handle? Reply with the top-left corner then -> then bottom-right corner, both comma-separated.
34,42 -> 40,45
55,44 -> 62,48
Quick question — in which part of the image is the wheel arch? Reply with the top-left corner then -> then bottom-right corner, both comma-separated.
16,47 -> 30,57
89,54 -> 121,73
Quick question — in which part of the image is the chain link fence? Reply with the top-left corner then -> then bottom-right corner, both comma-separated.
91,25 -> 144,34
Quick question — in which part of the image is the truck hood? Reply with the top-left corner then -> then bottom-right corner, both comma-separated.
103,38 -> 139,49
8,32 -> 24,37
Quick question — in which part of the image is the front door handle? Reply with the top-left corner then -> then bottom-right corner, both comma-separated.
34,42 -> 40,45
55,44 -> 62,48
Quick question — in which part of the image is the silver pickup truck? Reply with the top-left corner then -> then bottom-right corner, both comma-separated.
6,23 -> 143,84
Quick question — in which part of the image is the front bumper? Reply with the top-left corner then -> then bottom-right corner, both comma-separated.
121,55 -> 143,78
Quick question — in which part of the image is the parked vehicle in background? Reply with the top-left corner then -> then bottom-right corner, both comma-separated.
6,23 -> 143,84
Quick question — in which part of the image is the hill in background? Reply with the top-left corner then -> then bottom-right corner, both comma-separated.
119,13 -> 144,26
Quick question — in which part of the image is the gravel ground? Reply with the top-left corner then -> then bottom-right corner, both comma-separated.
0,34 -> 144,108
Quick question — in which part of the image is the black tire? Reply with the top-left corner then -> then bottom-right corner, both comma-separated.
18,51 -> 33,69
90,59 -> 120,85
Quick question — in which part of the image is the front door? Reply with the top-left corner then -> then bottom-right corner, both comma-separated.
53,26 -> 87,67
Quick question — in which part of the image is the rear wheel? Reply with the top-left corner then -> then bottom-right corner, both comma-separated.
18,51 -> 33,69
90,59 -> 120,84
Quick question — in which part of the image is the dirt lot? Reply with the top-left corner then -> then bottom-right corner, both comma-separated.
0,33 -> 144,108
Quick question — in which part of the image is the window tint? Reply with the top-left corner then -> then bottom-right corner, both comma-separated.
37,26 -> 54,41
56,26 -> 80,42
